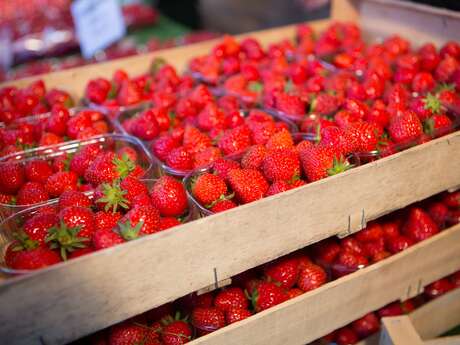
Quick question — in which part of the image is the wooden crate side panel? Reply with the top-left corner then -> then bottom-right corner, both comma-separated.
0,132 -> 459,345
380,316 -> 424,345
410,288 -> 460,340
189,225 -> 460,345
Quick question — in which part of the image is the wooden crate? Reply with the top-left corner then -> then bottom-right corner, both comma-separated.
380,288 -> 460,345
0,1 -> 459,345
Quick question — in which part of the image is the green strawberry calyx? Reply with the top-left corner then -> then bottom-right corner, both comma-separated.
12,230 -> 39,251
327,156 -> 352,176
97,182 -> 129,213
423,93 -> 442,114
205,192 -> 235,209
45,221 -> 89,260
113,153 -> 136,179
118,220 -> 144,241
150,57 -> 167,76
248,81 -> 264,93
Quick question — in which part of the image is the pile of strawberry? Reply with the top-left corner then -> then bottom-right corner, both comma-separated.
0,138 -> 148,208
76,189 -> 460,344
0,80 -> 74,125
0,106 -> 111,156
188,128 -> 356,213
322,270 -> 460,345
4,174 -> 188,271
85,59 -> 193,110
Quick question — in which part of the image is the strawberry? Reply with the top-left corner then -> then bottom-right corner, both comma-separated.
166,147 -> 193,171
161,317 -> 192,345
58,190 -> 92,210
94,210 -> 122,231
355,222 -> 384,242
66,111 -> 93,140
264,257 -> 300,289
225,308 -> 252,324
94,182 -> 129,213
300,145 -> 352,182
69,144 -> 102,176
387,235 -> 414,254
45,171 -> 78,197
262,149 -> 300,182
427,202 -> 449,228
93,227 -> 125,250
335,327 -> 359,345
334,251 -> 368,277
16,182 -> 49,206
58,206 -> 95,240
311,93 -> 339,116
412,72 -> 435,93
159,217 -> 181,231
265,129 -> 294,152
451,271 -> 460,287
443,191 -> 460,208
218,125 -> 253,156
241,145 -> 267,170
341,237 -> 365,256
247,121 -> 276,146
351,312 -> 380,339
312,239 -> 341,264
151,176 -> 188,217
197,102 -> 225,132
85,152 -> 136,186
151,135 -> 180,161
382,220 -> 401,240
424,278 -> 455,299
212,158 -> 240,180
344,121 -> 381,153
402,207 -> 439,242
192,173 -> 228,206
388,110 -> 423,144
297,263 -> 327,292
5,237 -> 61,271
183,126 -> 212,155
266,180 -> 292,196
0,162 -> 25,194
251,281 -> 288,312
68,247 -> 95,259
23,213 -> 58,245
287,288 -> 304,299
120,205 -> 161,236
191,307 -> 226,334
275,92 -> 306,117
24,159 -> 53,184
0,193 -> 15,204
109,320 -> 160,345
435,55 -> 459,82
117,80 -> 142,106
131,114 -> 160,141
424,114 -> 453,137
419,43 -> 441,72
210,199 -> 237,213
214,287 -> 249,312
227,168 -> 269,204
120,177 -> 149,205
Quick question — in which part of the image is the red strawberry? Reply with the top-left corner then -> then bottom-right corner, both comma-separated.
287,288 -> 304,299
210,199 -> 237,213
264,257 -> 300,289
45,105 -> 70,136
300,145 -> 352,182
109,320 -> 160,345
183,126 -> 212,155
0,162 -> 25,194
117,80 -> 142,106
5,238 -> 61,271
402,207 -> 439,242
341,237 -> 365,256
387,235 -> 414,254
191,307 -> 226,334
16,182 -> 49,206
197,102 -> 225,132
151,135 -> 180,161
344,121 -> 381,153
382,220 -> 401,240
412,72 -> 435,93
85,152 -> 136,186
159,217 -> 181,231
131,114 -> 160,141
214,287 -> 249,312
69,144 -> 102,176
266,180 -> 292,196
297,263 -> 327,292
212,158 -> 240,180
265,129 -> 294,152
334,251 -> 368,277
313,239 -> 341,264
451,271 -> 460,287
120,177 -> 149,205
355,222 -> 384,242
192,173 -> 228,206
443,191 -> 460,208
58,190 -> 91,210
227,168 -> 269,204
419,43 -> 441,72
335,327 -> 359,345
251,281 -> 288,312
193,147 -> 222,169
435,55 -> 459,82
151,176 -> 188,217
93,227 -> 125,250
68,247 -> 95,259
275,92 -> 306,116
424,278 -> 454,299
262,149 -> 300,182
165,147 -> 193,171
25,160 -> 53,184
58,206 -> 95,239
225,308 -> 252,324
161,318 -> 192,345
424,114 -> 453,137
351,312 -> 380,339
120,205 -> 161,236
247,121 -> 277,146
45,171 -> 78,197
218,125 -> 253,156
0,193 -> 14,204
94,210 -> 122,231
23,213 -> 58,245
427,202 -> 449,228
388,110 -> 423,144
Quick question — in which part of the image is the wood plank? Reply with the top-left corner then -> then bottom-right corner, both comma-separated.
410,288 -> 460,340
380,316 -> 424,345
187,225 -> 460,345
424,335 -> 460,345
0,131 -> 459,345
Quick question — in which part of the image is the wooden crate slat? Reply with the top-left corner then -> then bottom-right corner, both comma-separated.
380,316 -> 424,345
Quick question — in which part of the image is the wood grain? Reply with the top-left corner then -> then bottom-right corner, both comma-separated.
190,224 -> 460,345
0,131 -> 459,345
380,316 -> 424,345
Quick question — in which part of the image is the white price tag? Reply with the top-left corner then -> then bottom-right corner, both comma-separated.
71,0 -> 126,59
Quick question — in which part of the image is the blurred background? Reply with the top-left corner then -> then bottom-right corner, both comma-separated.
0,0 -> 458,82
